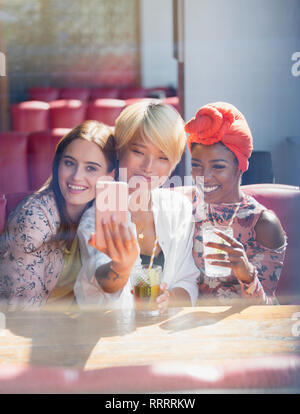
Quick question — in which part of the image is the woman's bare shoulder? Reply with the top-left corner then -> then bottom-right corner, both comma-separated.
254,210 -> 286,249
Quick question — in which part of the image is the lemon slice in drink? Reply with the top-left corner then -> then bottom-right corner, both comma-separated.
148,269 -> 160,286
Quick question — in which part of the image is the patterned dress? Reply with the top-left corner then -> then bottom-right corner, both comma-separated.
192,192 -> 287,305
0,191 -> 65,310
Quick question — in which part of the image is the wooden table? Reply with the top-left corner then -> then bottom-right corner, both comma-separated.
1,304 -> 300,371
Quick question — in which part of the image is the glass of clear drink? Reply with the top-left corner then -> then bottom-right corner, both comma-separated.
202,225 -> 233,277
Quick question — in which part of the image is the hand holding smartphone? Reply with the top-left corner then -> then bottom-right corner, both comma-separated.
95,180 -> 129,250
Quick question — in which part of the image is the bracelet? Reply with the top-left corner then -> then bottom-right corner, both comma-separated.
240,267 -> 258,295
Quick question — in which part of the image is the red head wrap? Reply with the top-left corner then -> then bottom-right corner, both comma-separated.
185,102 -> 253,172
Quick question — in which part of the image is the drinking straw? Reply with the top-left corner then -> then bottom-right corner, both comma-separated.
148,236 -> 158,272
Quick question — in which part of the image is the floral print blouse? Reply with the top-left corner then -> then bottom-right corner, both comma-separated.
0,190 -> 64,310
192,192 -> 287,305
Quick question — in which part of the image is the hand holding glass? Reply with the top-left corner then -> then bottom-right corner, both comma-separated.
203,225 -> 233,277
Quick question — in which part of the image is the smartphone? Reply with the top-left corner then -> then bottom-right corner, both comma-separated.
95,180 -> 129,249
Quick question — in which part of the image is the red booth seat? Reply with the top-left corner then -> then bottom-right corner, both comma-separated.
124,97 -> 148,107
26,85 -> 176,103
89,87 -> 120,100
49,99 -> 87,129
4,192 -> 33,218
0,132 -> 29,193
28,87 -> 59,102
118,86 -> 148,100
28,128 -> 71,191
86,98 -> 126,126
59,87 -> 90,101
10,101 -> 50,133
242,184 -> 300,304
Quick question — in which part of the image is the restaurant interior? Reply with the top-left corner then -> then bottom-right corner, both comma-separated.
0,0 -> 300,395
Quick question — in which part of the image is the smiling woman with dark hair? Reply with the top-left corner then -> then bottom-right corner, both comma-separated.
185,102 -> 287,305
0,120 -> 116,310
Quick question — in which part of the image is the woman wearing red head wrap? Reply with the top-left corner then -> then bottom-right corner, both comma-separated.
185,102 -> 286,305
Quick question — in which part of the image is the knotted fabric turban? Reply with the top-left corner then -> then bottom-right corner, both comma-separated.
185,102 -> 253,172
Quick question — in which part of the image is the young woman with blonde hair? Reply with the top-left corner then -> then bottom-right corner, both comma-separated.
75,100 -> 199,312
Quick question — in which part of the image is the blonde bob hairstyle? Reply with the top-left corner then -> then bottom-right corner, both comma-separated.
114,99 -> 186,171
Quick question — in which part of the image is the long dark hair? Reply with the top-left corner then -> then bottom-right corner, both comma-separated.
39,120 -> 116,247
